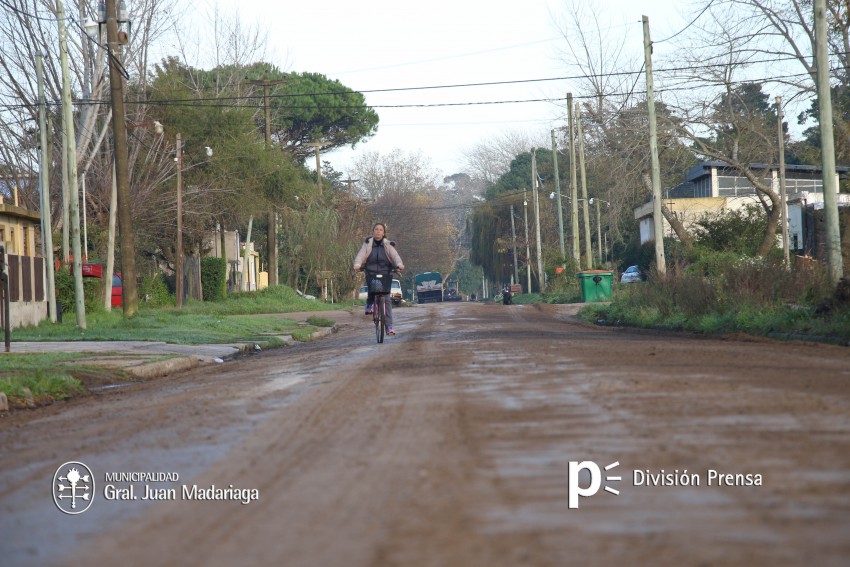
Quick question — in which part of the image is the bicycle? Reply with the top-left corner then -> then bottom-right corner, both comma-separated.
363,270 -> 398,343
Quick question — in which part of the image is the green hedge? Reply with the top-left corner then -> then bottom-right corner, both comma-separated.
201,257 -> 227,301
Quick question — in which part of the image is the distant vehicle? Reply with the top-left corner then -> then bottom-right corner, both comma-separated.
390,279 -> 403,306
444,280 -> 462,301
77,262 -> 123,307
620,265 -> 644,284
415,272 -> 443,303
358,285 -> 369,300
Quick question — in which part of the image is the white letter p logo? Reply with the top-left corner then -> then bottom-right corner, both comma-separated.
568,461 -> 601,509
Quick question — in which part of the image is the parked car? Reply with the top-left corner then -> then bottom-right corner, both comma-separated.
77,263 -> 123,307
620,265 -> 644,284
391,279 -> 403,305
359,280 -> 402,304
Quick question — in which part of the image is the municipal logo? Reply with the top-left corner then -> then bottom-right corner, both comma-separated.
568,460 -> 621,509
53,461 -> 95,514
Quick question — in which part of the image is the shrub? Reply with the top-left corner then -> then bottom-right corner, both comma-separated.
692,204 -> 767,255
201,257 -> 227,302
54,267 -> 103,314
139,273 -> 173,307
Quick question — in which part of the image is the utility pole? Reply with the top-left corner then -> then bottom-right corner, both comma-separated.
105,0 -> 139,315
567,93 -> 580,264
814,0 -> 844,284
343,177 -> 360,191
776,96 -> 790,268
523,189 -> 532,293
242,216 -> 254,291
250,75 -> 286,286
576,104 -> 593,269
176,133 -> 184,308
510,204 -> 519,284
642,15 -> 666,276
61,129 -> 69,263
531,149 -> 545,292
105,163 -> 117,309
36,54 -> 56,323
551,129 -> 565,263
595,199 -> 602,266
306,142 -> 324,195
81,177 -> 88,260
57,0 -> 85,328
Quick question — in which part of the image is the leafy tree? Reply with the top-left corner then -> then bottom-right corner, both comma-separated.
141,58 -> 312,274
242,63 -> 379,162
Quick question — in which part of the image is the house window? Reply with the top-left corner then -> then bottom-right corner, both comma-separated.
22,224 -> 28,256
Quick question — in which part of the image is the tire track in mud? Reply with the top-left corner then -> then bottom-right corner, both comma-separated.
3,303 -> 850,566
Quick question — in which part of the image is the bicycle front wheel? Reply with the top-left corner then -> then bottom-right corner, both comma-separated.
375,296 -> 385,343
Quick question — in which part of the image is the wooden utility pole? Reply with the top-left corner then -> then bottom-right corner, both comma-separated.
510,204 -> 519,284
523,189 -> 532,293
567,93 -> 580,264
61,128 -> 69,263
642,15 -> 666,276
105,164 -> 117,309
776,96 -> 790,268
105,0 -> 139,314
306,142 -> 324,194
176,133 -> 184,307
814,0 -> 844,283
532,149 -> 544,292
36,54 -> 56,322
551,129 -> 565,263
343,177 -> 360,191
576,104 -> 592,269
57,0 -> 85,328
595,198 -> 603,267
250,75 -> 286,286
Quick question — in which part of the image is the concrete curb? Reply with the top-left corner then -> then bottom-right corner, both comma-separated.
126,356 -> 200,379
123,324 -> 338,379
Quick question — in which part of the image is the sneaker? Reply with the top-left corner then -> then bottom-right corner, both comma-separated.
386,328 -> 396,336
364,306 -> 373,315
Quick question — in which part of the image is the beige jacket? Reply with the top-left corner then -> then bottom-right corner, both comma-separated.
353,237 -> 404,271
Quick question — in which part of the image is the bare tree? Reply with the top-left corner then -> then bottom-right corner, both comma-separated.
461,130 -> 548,184
0,0 -> 177,261
353,149 -> 441,200
352,149 -> 457,279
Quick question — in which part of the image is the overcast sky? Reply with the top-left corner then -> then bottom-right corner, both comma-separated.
182,0 -> 692,179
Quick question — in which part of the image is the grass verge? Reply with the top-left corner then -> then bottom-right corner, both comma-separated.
3,285 -> 348,410
577,271 -> 850,345
0,353 -> 116,408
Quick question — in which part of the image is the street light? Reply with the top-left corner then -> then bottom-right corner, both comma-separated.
128,120 -> 164,135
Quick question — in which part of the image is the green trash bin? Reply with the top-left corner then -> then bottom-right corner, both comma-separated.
577,270 -> 613,302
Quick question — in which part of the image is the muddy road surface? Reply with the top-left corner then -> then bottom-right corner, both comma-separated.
2,302 -> 850,567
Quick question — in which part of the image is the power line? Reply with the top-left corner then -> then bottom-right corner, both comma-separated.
654,0 -> 716,44
179,52 -> 819,101
0,68 -> 817,114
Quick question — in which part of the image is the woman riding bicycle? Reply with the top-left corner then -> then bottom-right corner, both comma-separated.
353,223 -> 405,336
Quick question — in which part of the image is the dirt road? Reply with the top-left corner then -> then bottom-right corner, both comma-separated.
2,302 -> 850,566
